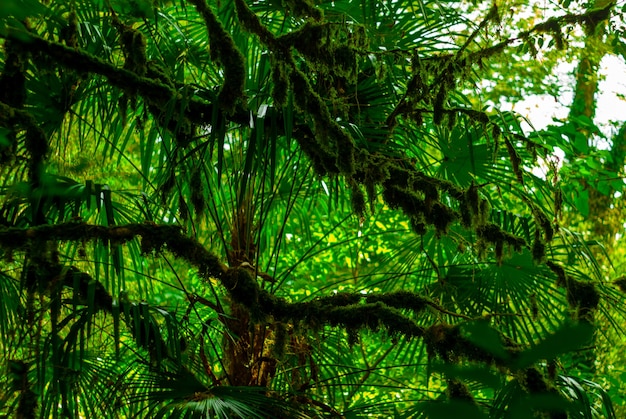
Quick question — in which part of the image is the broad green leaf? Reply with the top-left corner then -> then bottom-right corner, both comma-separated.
515,322 -> 594,369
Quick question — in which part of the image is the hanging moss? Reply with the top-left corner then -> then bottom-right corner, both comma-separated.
532,17 -> 566,50
518,366 -> 550,393
385,163 -> 411,188
25,126 -> 48,184
289,68 -> 355,176
613,276 -> 626,293
189,0 -> 246,114
531,233 -> 546,263
433,87 -> 445,125
491,124 -> 501,143
464,182 -> 480,223
365,291 -> 428,314
189,167 -> 205,216
554,188 -> 563,226
583,4 -> 612,35
530,293 -> 539,320
446,379 -> 475,403
477,223 -> 526,254
283,0 -> 323,20
426,202 -> 458,235
270,60 -> 289,108
223,267 -> 264,320
503,137 -> 523,184
365,179 -> 377,214
409,173 -> 439,206
113,19 -> 147,77
566,278 -> 600,322
459,199 -> 473,229
349,182 -> 366,218
234,0 -> 277,45
178,195 -> 190,222
546,261 -> 567,287
425,323 -> 519,367
0,40 -> 28,109
272,322 -> 288,359
333,45 -> 357,82
381,185 -> 426,217
410,216 -> 428,235
546,261 -> 600,321
478,199 -> 491,227
532,206 -> 554,242
60,10 -> 79,48
325,302 -> 424,338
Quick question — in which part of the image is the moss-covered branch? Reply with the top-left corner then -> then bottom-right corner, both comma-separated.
188,0 -> 246,114
0,223 -> 452,339
3,31 -> 248,127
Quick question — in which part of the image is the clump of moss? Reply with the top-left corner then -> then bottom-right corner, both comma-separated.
613,276 -> 626,293
531,205 -> 554,242
531,234 -> 546,263
0,40 -> 28,109
223,267 -> 263,320
270,60 -> 289,108
446,379 -> 475,403
424,323 -> 516,367
366,291 -> 428,313
546,261 -> 600,322
272,322 -> 288,359
503,137 -> 523,184
426,202 -> 458,236
283,0 -> 323,20
350,182 -> 366,218
476,223 -> 526,263
566,278 -> 600,322
189,167 -> 205,216
190,0 -> 245,114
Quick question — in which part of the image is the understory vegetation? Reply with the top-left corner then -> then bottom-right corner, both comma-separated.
1,0 -> 626,417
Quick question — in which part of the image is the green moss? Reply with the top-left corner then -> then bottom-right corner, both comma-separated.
283,0 -> 323,20
566,278 -> 600,322
0,40 -> 27,109
365,291 -> 428,313
350,183 -> 366,218
410,216 -> 427,235
234,0 -> 276,45
271,61 -> 289,108
503,137 -> 523,184
426,202 -> 458,235
223,267 -> 263,319
190,0 -> 246,114
289,68 -> 355,175
315,292 -> 361,307
532,206 -> 554,242
272,322 -> 287,359
518,366 -> 550,393
546,261 -> 567,287
119,26 -> 147,76
433,87 -> 445,125
532,234 -> 546,263
477,223 -> 526,253
190,168 -> 205,216
613,276 -> 626,293
446,379 -> 474,403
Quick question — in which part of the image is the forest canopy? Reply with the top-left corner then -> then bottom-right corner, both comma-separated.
1,0 -> 626,417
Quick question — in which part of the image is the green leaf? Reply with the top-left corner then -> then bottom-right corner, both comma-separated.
515,322 -> 594,369
574,189 -> 589,217
430,362 -> 502,388
461,321 -> 511,362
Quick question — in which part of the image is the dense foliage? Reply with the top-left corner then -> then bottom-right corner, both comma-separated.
1,0 -> 626,417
